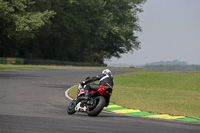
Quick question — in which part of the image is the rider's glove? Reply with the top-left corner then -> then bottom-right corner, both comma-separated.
78,84 -> 84,90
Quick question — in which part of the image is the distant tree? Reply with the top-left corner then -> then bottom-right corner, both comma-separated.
0,0 -> 56,57
71,0 -> 145,63
0,0 -> 146,64
146,60 -> 188,66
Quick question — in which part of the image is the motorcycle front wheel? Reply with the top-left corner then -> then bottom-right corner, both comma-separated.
67,99 -> 76,114
86,96 -> 106,117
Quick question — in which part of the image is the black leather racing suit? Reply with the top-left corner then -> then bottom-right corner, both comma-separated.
81,73 -> 114,106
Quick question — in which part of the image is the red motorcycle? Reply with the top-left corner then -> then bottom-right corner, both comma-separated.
67,84 -> 112,117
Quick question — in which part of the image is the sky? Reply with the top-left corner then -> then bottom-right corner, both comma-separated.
108,0 -> 200,66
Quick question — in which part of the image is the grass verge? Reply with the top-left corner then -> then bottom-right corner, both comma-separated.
0,64 -> 104,71
69,72 -> 200,117
0,64 -> 141,71
68,86 -> 78,98
0,64 -> 53,71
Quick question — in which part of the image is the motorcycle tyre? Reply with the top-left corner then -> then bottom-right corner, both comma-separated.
67,99 -> 76,115
87,96 -> 106,117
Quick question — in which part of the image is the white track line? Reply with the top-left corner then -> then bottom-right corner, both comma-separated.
65,85 -> 76,101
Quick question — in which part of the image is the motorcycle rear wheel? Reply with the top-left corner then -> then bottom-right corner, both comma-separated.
67,99 -> 76,114
87,96 -> 106,117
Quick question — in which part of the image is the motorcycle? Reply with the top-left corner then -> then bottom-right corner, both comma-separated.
67,82 -> 113,117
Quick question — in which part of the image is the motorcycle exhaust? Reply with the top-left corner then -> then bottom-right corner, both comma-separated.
75,102 -> 87,112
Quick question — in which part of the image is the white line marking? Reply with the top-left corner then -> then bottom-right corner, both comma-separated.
65,85 -> 76,101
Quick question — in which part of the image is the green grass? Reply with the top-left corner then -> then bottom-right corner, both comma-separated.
69,86 -> 78,98
0,64 -> 141,71
0,64 -> 111,71
112,72 -> 200,117
0,64 -> 103,71
69,72 -> 200,117
0,64 -> 51,71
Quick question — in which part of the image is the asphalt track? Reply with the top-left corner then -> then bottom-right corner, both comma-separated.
0,68 -> 199,133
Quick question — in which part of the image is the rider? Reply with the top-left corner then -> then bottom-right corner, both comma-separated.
80,69 -> 114,107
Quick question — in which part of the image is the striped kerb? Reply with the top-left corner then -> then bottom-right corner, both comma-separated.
104,103 -> 200,123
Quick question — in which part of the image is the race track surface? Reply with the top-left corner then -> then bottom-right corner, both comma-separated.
0,68 -> 199,133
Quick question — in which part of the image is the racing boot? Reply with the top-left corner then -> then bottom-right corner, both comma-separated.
81,90 -> 90,100
80,90 -> 90,106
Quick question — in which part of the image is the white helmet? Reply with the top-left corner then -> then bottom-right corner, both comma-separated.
102,69 -> 111,74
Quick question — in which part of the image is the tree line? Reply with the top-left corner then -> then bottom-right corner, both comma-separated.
143,65 -> 200,72
0,0 -> 145,64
